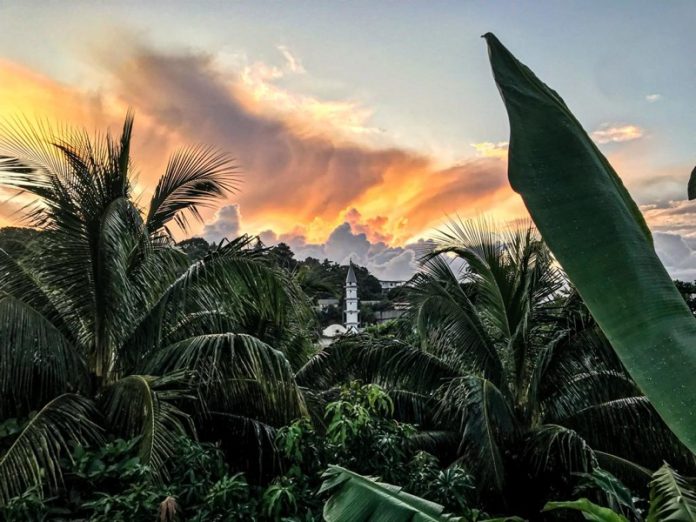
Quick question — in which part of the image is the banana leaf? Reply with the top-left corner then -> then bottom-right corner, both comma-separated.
543,499 -> 629,522
483,33 -> 696,452
320,465 -> 525,521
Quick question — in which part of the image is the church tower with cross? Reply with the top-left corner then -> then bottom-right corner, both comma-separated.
344,261 -> 360,333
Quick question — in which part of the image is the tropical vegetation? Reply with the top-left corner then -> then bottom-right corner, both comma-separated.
0,32 -> 694,521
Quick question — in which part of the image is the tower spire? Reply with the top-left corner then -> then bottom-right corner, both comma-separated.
344,260 -> 359,333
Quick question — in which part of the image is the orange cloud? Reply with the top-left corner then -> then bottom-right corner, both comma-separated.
0,46 -> 518,245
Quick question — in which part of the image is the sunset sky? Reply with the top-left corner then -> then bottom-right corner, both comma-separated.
1,1 -> 695,279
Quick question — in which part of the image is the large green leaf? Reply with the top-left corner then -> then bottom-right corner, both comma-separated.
688,166 -> 696,201
321,465 -> 463,521
483,33 -> 696,452
543,499 -> 629,522
320,465 -> 524,521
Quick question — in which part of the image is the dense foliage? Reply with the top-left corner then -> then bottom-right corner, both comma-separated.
1,35 -> 695,519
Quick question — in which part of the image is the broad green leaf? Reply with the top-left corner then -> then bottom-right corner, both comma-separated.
321,465 -> 464,521
320,465 -> 524,522
483,32 -> 696,452
543,499 -> 629,522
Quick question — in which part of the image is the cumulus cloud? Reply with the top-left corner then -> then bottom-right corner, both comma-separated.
591,123 -> 645,144
645,93 -> 662,103
642,199 -> 696,238
631,199 -> 696,280
654,232 -> 696,281
254,216 -> 428,280
201,204 -> 241,241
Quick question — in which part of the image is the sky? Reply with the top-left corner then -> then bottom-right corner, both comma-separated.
0,1 -> 695,280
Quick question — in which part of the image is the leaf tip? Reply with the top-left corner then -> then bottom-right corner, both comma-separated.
687,165 -> 696,200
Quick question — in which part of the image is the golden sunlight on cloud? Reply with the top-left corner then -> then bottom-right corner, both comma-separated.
0,59 -> 112,128
0,46 -> 521,246
222,47 -> 381,143
470,141 -> 509,159
591,123 -> 644,144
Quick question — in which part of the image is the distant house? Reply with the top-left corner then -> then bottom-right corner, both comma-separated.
315,298 -> 339,312
322,324 -> 347,337
378,280 -> 405,293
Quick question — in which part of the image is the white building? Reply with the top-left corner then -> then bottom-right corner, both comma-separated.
315,298 -> 339,312
344,261 -> 360,333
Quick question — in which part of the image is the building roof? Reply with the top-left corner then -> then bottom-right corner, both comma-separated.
345,261 -> 357,284
322,323 -> 347,338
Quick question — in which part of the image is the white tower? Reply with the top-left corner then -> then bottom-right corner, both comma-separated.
344,261 -> 360,333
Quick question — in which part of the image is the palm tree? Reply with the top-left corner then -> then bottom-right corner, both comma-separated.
0,114 -> 309,504
298,220 -> 693,514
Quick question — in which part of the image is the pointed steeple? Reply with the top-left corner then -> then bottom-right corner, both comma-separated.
346,260 -> 357,285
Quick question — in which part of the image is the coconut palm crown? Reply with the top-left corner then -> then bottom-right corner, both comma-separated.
0,114 -> 308,504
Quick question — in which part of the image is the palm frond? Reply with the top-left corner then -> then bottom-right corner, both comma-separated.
647,463 -> 696,522
437,376 -> 517,493
407,256 -> 505,386
124,236 -> 310,358
0,248 -> 69,339
143,333 -> 306,426
0,296 -> 86,416
0,394 -> 101,506
145,145 -> 239,237
559,396 -> 693,472
522,424 -> 596,477
101,372 -> 195,480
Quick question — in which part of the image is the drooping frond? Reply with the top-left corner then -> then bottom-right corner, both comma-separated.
0,394 -> 101,506
124,236 -> 310,359
558,396 -> 693,472
102,372 -> 195,480
295,335 -> 459,396
522,424 -> 596,478
0,248 -> 69,339
0,296 -> 85,416
295,336 -> 365,389
437,376 -> 517,494
145,145 -> 239,237
143,333 -> 306,426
